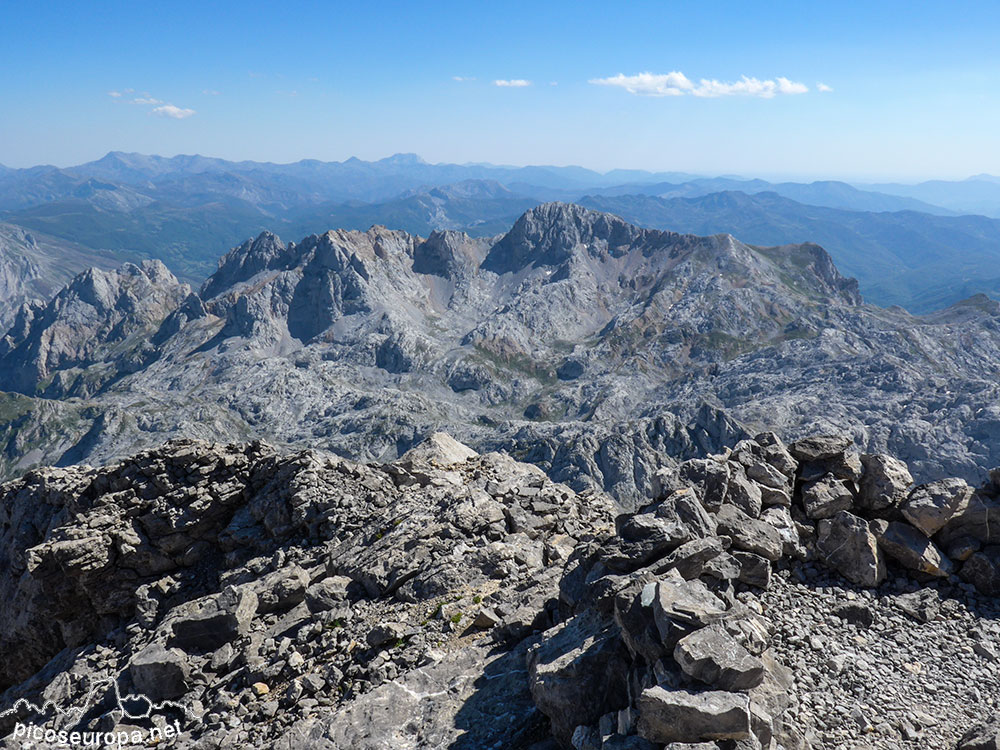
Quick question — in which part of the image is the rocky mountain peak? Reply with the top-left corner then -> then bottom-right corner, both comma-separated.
412,229 -> 484,278
482,202 -> 662,274
0,260 -> 190,396
201,231 -> 290,300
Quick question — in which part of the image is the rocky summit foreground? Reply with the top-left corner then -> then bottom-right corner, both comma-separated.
1,430 -> 998,749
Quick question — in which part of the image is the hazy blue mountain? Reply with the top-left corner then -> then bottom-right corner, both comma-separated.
590,177 -> 954,214
579,191 -> 1000,312
285,180 -> 541,239
2,180 -> 542,282
862,176 -> 1000,217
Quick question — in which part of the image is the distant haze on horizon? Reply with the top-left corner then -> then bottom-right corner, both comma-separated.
2,150 -> 997,186
3,0 -> 1000,181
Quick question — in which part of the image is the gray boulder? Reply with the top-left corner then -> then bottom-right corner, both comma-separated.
724,465 -> 763,518
637,687 -> 751,744
527,613 -> 631,746
961,546 -> 1000,596
129,643 -> 189,701
652,573 -> 728,649
715,504 -> 783,561
788,435 -> 853,462
873,520 -> 954,577
678,459 -> 730,512
816,511 -> 886,587
673,624 -> 766,691
252,564 -> 310,613
902,478 -> 974,537
857,453 -> 912,511
800,475 -> 854,519
170,587 -> 258,651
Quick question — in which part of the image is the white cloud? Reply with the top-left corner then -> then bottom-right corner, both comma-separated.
452,76 -> 475,82
494,79 -> 531,87
107,90 -> 122,98
817,82 -> 834,92
152,104 -> 196,119
589,71 -> 694,96
590,71 -> 810,98
203,89 -> 221,96
133,97 -> 163,105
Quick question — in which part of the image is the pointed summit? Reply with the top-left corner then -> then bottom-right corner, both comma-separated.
201,231 -> 289,299
481,202 -> 667,274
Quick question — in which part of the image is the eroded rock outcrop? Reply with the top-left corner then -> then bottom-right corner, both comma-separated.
0,430 -> 998,750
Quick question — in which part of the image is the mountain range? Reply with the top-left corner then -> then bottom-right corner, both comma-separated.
1,203 -> 999,510
2,153 -> 1000,316
579,191 -> 1000,312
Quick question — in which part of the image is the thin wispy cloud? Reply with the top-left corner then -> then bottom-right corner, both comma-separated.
590,71 -> 810,98
203,89 -> 221,96
452,76 -> 476,82
494,79 -> 531,88
107,89 -> 196,119
152,104 -> 196,119
817,82 -> 834,92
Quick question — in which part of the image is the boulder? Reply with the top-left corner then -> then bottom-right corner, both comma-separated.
129,644 -> 189,701
252,564 -> 310,614
715,505 -> 783,561
678,459 -> 730,512
724,465 -> 763,518
961,546 -> 1000,596
399,432 -> 477,467
673,624 -> 766,691
170,587 -> 258,651
816,511 -> 885,587
305,575 -> 352,612
800,474 -> 854,519
366,622 -> 405,648
733,551 -> 771,589
652,537 -> 726,580
527,613 -> 631,746
958,712 -> 1000,750
637,687 -> 751,744
652,573 -> 727,649
788,435 -> 852,463
857,454 -> 912,511
607,491 -> 715,571
614,581 -> 667,663
901,478 -> 974,537
752,432 -> 798,477
937,492 -> 1000,547
873,520 -> 954,577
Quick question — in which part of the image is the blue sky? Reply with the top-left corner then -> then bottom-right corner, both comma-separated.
3,0 -> 1000,179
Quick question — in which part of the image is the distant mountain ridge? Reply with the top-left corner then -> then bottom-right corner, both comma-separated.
2,152 -> 1000,315
579,190 -> 1000,312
